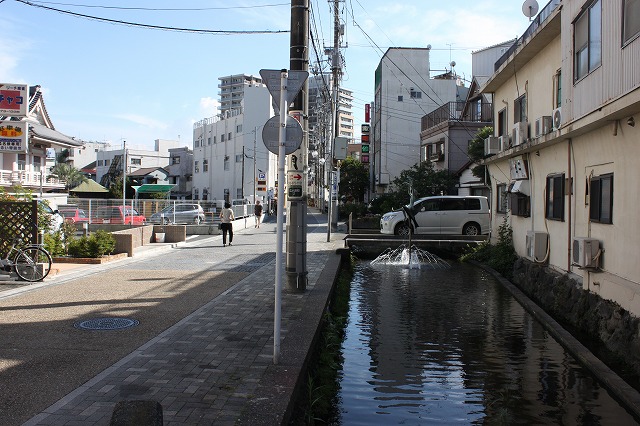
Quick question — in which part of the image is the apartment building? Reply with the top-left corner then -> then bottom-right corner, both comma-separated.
371,47 -> 465,193
481,0 -> 640,315
192,79 -> 274,202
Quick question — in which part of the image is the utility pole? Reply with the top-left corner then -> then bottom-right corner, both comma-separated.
286,0 -> 309,292
122,140 -> 127,222
327,0 -> 341,242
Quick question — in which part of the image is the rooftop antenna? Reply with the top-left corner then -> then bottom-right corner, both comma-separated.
522,0 -> 539,21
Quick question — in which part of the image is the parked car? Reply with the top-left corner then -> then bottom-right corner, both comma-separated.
94,205 -> 146,225
380,196 -> 490,236
148,203 -> 205,224
59,207 -> 89,224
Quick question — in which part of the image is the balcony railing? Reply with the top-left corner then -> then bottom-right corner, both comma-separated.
421,101 -> 492,131
494,0 -> 561,71
0,170 -> 65,189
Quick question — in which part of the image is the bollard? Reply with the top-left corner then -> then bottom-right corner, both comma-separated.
110,400 -> 163,426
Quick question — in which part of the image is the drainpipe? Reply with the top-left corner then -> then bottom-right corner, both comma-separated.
567,138 -> 572,272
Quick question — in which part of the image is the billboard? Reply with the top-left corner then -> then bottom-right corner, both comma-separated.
0,83 -> 28,117
0,120 -> 28,153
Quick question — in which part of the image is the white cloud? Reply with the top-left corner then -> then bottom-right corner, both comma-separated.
199,97 -> 220,117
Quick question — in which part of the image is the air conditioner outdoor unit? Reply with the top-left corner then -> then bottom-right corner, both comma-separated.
552,107 -> 562,131
484,136 -> 501,155
512,121 -> 528,146
526,231 -> 549,261
572,237 -> 601,268
534,116 -> 553,138
498,135 -> 508,150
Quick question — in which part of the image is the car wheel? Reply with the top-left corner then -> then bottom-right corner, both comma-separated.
463,223 -> 480,236
395,222 -> 412,237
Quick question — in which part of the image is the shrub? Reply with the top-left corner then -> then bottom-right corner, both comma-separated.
68,230 -> 115,258
460,216 -> 518,278
338,202 -> 368,220
44,232 -> 65,257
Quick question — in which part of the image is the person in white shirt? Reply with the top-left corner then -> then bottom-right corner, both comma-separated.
219,202 -> 235,246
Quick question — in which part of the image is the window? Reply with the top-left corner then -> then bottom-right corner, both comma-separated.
514,95 -> 527,123
509,193 -> 530,217
546,173 -> 565,220
498,108 -> 507,137
574,0 -> 601,81
202,188 -> 208,201
410,90 -> 421,99
98,160 -> 104,166
496,184 -> 508,213
221,134 -> 225,142
203,159 -> 209,172
624,0 -> 640,44
224,157 -> 230,171
236,189 -> 243,199
213,135 -> 217,144
194,161 -> 199,173
228,132 -> 232,141
235,154 -> 243,163
590,173 -> 613,223
194,189 -> 199,200
131,158 -> 141,165
105,159 -> 110,166
398,95 -> 403,102
17,154 -> 25,171
172,156 -> 180,165
33,156 -> 41,172
208,137 -> 211,145
554,69 -> 562,108
237,124 -> 242,133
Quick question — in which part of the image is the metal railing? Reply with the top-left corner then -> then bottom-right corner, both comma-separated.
421,101 -> 492,131
0,170 -> 65,188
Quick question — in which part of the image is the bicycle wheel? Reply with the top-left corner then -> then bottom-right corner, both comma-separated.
14,246 -> 52,282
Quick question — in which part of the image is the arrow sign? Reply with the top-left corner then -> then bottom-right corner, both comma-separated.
290,173 -> 302,181
259,69 -> 309,110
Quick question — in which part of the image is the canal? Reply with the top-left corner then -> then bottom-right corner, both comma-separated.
329,260 -> 638,425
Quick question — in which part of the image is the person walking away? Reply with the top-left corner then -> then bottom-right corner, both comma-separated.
254,200 -> 263,228
219,202 -> 235,246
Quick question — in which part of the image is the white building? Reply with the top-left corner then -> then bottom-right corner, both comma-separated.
372,47 -> 466,193
192,77 -> 274,203
96,139 -> 182,188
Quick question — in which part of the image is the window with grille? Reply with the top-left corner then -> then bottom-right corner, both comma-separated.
589,173 -> 613,224
546,173 -> 565,220
574,0 -> 602,81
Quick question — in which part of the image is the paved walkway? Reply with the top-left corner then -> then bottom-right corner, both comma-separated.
0,210 -> 347,425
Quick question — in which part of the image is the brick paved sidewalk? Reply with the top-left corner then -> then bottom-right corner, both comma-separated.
16,210 -> 346,425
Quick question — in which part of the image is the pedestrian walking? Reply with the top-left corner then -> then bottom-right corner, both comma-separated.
219,202 -> 235,246
254,200 -> 263,228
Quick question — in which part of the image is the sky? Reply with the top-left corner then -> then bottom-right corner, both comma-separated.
0,0 -> 537,151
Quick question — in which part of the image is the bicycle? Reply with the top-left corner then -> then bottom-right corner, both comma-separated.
0,239 -> 52,282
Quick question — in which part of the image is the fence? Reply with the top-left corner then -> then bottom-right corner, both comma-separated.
63,198 -> 257,226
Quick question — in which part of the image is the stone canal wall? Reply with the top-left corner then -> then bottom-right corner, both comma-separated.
511,258 -> 640,381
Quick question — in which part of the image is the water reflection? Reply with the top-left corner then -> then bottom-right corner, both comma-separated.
333,261 -> 637,425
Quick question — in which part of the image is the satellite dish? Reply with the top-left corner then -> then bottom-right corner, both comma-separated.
522,0 -> 539,19
450,61 -> 456,68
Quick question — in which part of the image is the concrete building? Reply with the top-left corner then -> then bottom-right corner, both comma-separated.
166,147 -> 193,200
371,47 -> 466,193
192,77 -> 274,203
96,139 -> 182,189
480,0 -> 640,316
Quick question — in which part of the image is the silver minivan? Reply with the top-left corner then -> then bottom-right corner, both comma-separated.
380,196 -> 490,236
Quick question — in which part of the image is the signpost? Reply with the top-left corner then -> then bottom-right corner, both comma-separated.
260,68 -> 308,365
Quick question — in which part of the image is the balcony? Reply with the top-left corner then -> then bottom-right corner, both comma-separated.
421,101 -> 492,131
0,170 -> 66,190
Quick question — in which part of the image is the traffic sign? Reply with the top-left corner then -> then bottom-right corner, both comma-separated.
262,115 -> 303,155
287,170 -> 304,200
259,69 -> 309,110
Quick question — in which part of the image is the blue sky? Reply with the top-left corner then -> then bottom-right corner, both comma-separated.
0,0 -> 535,151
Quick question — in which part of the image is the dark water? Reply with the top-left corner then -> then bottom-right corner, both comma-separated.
333,261 -> 638,425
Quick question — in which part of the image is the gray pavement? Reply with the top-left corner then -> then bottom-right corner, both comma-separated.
0,209 -> 347,426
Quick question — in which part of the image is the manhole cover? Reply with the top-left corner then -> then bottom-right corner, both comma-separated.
74,317 -> 139,330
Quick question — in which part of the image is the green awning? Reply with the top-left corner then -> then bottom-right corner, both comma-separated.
132,184 -> 175,194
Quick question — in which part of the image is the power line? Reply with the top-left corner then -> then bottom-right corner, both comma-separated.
14,0 -> 290,34
25,1 -> 289,11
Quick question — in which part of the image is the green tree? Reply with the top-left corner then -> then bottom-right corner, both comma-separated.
108,174 -> 134,199
392,161 -> 458,203
467,126 -> 493,183
338,157 -> 369,202
50,163 -> 87,190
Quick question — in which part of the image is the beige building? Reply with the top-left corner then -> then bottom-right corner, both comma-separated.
481,0 -> 640,315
